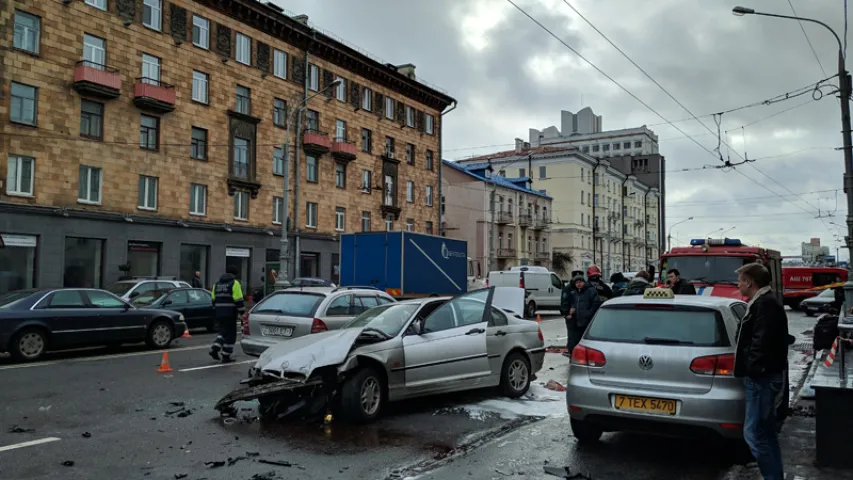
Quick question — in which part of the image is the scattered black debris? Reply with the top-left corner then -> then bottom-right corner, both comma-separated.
174,474 -> 188,479
246,451 -> 260,457
250,472 -> 278,480
150,417 -> 157,421
169,401 -> 186,407
81,432 -> 91,438
258,459 -> 293,467
177,410 -> 193,418
543,466 -> 592,479
165,407 -> 195,418
227,456 -> 247,466
135,408 -> 144,412
9,425 -> 34,433
204,461 -> 226,468
99,388 -> 105,391
61,461 -> 75,467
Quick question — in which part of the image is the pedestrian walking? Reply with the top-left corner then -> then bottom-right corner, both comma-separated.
622,270 -> 653,296
734,263 -> 788,480
665,268 -> 697,295
559,275 -> 602,357
609,272 -> 629,297
585,265 -> 614,301
832,275 -> 844,315
191,271 -> 203,288
209,265 -> 245,364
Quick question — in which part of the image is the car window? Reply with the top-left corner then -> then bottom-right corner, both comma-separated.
377,295 -> 394,305
731,303 -> 747,320
87,290 -> 127,308
586,305 -> 727,347
133,282 -> 156,296
166,290 -> 189,305
46,290 -> 87,308
423,289 -> 489,334
818,289 -> 835,298
252,292 -> 324,317
178,281 -> 192,288
187,289 -> 211,305
156,282 -> 175,291
489,306 -> 508,327
550,274 -> 563,289
105,282 -> 135,296
326,294 -> 352,316
343,303 -> 420,336
131,291 -> 163,307
353,295 -> 380,314
0,290 -> 39,309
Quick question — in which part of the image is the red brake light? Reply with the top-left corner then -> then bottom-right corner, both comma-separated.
311,318 -> 328,334
241,313 -> 250,335
519,276 -> 525,289
570,345 -> 606,367
690,353 -> 734,376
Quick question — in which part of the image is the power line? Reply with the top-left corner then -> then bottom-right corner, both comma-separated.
787,0 -> 828,76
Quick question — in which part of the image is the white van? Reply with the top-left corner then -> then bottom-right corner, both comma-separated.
487,266 -> 564,318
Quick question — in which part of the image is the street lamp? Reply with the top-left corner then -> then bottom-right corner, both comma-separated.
705,227 -> 724,238
721,226 -> 737,237
733,5 -> 853,328
275,79 -> 342,288
667,217 -> 693,251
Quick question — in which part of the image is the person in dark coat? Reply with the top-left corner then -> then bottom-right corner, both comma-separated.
586,265 -> 614,302
647,264 -> 657,284
560,275 -> 602,356
734,263 -> 788,480
832,275 -> 844,314
623,270 -> 653,296
609,272 -> 629,297
209,265 -> 246,364
191,271 -> 203,289
665,268 -> 697,295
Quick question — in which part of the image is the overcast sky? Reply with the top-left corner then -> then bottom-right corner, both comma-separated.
277,0 -> 849,259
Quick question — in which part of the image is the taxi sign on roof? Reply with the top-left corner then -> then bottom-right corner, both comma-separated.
643,287 -> 675,299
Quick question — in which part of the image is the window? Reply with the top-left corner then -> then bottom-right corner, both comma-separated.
385,136 -> 395,157
426,150 -> 434,171
78,165 -> 102,204
307,63 -> 319,91
406,180 -> 414,203
385,97 -> 395,119
63,237 -> 103,289
425,185 -> 434,206
192,71 -> 209,104
425,114 -> 434,135
233,137 -> 249,177
83,34 -> 106,69
80,100 -> 104,139
305,109 -> 319,131
361,87 -> 372,111
582,145 -> 590,153
14,10 -> 40,54
385,214 -> 393,231
406,219 -> 414,231
326,295 -> 352,316
361,170 -> 372,193
191,127 -> 207,160
603,144 -> 610,152
139,115 -> 158,150
273,196 -> 283,224
273,49 -> 287,78
45,290 -> 87,308
361,211 -> 371,232
235,85 -> 251,115
273,98 -> 286,127
142,0 -> 161,30
361,128 -> 372,153
587,307 -> 724,346
634,141 -> 642,148
335,119 -> 347,141
192,15 -> 209,49
335,207 -> 345,231
335,163 -> 346,188
335,76 -> 346,102
581,191 -> 584,205
10,82 -> 37,125
306,202 -> 318,227
233,191 -> 248,220
273,147 -> 284,176
425,221 -> 433,235
6,155 -> 34,196
519,168 -> 526,178
190,184 -> 206,215
138,175 -> 158,210
613,143 -> 620,150
592,145 -> 600,152
539,166 -> 546,179
306,155 -> 318,182
141,53 -> 160,84
406,143 -> 414,164
235,33 -> 251,65
85,0 -> 107,10
405,106 -> 414,127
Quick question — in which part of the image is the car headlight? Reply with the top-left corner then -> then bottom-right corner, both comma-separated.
179,314 -> 185,321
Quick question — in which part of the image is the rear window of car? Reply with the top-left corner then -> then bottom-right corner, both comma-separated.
252,292 -> 324,317
105,282 -> 135,295
585,305 -> 728,347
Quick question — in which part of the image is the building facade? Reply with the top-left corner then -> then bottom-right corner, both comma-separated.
527,107 -> 660,157
0,0 -> 453,295
441,161 -> 552,275
801,238 -> 830,264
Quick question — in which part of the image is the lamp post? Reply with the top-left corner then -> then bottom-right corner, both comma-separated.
667,217 -> 693,251
733,5 -> 853,323
721,226 -> 737,237
705,227 -> 724,238
276,80 -> 342,288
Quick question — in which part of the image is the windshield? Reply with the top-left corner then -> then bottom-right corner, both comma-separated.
105,282 -> 135,295
252,292 -> 324,317
0,290 -> 38,309
817,288 -> 836,298
343,303 -> 420,336
662,256 -> 755,284
586,306 -> 726,346
131,291 -> 165,306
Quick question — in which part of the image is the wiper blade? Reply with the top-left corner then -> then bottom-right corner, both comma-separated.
643,337 -> 694,345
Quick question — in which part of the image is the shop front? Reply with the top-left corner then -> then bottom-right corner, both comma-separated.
0,233 -> 37,294
225,246 -> 251,296
63,237 -> 104,288
127,241 -> 161,278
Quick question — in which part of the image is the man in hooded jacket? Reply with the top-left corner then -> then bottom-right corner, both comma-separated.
560,275 -> 602,356
586,265 -> 613,302
623,270 -> 653,296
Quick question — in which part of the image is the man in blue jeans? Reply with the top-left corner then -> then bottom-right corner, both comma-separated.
734,263 -> 789,480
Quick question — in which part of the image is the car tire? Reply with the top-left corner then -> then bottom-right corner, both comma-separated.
500,352 -> 531,398
525,301 -> 537,319
570,418 -> 603,443
10,327 -> 48,362
146,319 -> 174,349
789,299 -> 802,311
804,310 -> 814,317
340,367 -> 383,424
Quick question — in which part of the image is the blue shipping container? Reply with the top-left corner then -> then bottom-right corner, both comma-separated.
339,232 -> 467,297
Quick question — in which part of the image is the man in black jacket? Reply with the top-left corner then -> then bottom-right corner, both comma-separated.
665,268 -> 697,295
734,263 -> 788,480
559,275 -> 602,357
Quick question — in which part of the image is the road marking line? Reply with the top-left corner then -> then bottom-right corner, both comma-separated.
0,345 -> 209,371
0,437 -> 61,453
179,359 -> 255,372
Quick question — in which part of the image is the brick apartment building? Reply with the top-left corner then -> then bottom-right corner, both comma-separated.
0,0 -> 455,295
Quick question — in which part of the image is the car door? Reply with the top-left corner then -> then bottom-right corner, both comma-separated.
185,289 -> 216,328
84,290 -> 145,342
486,306 -> 512,376
36,290 -> 104,347
402,288 -> 492,393
547,273 -> 564,307
320,294 -> 354,330
161,289 -> 191,317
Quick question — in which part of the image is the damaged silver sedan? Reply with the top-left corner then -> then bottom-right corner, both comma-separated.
216,287 -> 546,423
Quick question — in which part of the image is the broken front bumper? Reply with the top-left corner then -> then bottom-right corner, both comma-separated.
214,376 -> 325,413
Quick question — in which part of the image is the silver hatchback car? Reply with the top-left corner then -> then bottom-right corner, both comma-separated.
240,286 -> 395,357
566,288 -> 754,442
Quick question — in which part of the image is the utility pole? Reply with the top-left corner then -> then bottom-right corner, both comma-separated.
488,161 -> 496,274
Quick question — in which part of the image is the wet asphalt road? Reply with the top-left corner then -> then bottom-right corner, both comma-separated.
0,310 -> 817,480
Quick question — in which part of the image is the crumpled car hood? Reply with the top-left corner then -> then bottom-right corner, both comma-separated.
255,328 -> 363,377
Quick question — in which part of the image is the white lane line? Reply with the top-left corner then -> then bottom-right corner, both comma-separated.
179,359 -> 255,372
0,437 -> 61,453
0,345 -> 210,371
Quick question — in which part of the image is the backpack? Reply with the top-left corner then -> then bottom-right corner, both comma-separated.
813,313 -> 839,352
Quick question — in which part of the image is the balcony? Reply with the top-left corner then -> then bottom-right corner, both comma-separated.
381,148 -> 399,164
133,78 -> 176,113
331,137 -> 357,162
517,214 -> 532,227
534,251 -> 550,262
303,129 -> 331,155
227,161 -> 261,198
497,248 -> 516,258
533,216 -> 549,230
73,61 -> 121,99
496,211 -> 513,224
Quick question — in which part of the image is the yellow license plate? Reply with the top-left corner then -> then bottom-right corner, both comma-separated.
614,395 -> 677,415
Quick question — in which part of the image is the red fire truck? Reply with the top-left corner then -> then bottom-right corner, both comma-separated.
781,266 -> 847,310
659,238 -> 783,303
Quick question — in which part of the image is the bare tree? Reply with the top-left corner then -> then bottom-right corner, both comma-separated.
551,250 -> 573,278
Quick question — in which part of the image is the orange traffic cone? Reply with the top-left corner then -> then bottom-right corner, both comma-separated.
157,352 -> 173,373
536,314 -> 542,323
181,328 -> 192,339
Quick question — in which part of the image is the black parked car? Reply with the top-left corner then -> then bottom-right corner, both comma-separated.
131,288 -> 217,332
800,288 -> 837,316
0,288 -> 187,362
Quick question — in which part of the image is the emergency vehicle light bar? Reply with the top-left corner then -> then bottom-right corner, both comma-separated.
689,238 -> 743,246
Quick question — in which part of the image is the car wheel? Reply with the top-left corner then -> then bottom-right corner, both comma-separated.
789,299 -> 802,311
805,310 -> 814,317
525,301 -> 537,319
146,319 -> 174,349
500,352 -> 531,398
340,367 -> 383,424
570,418 -> 603,443
10,328 -> 48,362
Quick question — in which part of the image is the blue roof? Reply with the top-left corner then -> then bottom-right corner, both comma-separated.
442,160 -> 552,199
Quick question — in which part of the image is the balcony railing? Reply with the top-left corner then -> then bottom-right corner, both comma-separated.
73,61 -> 121,99
517,214 -> 532,227
496,210 -> 513,224
303,129 -> 331,154
533,216 -> 549,229
497,248 -> 516,258
331,136 -> 357,162
133,77 -> 176,113
534,251 -> 550,261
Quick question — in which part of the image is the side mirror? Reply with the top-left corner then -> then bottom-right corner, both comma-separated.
122,303 -> 131,311
408,319 -> 423,336
129,291 -> 140,299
